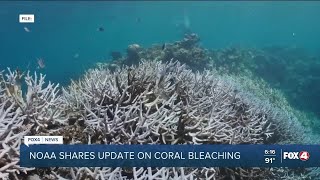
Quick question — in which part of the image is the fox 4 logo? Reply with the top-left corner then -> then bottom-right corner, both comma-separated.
283,151 -> 310,161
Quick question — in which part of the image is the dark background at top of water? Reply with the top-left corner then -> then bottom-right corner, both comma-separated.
0,1 -> 319,86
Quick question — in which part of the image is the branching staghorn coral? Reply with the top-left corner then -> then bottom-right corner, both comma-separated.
56,60 -> 314,179
0,61 -> 317,179
0,69 -> 66,179
63,60 -> 299,145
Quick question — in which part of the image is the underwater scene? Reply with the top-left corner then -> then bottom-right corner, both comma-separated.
1,1 -> 320,179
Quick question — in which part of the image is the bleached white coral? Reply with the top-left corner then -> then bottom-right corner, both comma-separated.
0,70 -> 66,179
59,60 -> 313,179
0,60 -> 316,179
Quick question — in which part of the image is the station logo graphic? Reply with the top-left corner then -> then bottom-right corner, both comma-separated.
283,151 -> 310,161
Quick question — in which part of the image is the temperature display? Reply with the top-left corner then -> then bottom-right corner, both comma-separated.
265,157 -> 275,164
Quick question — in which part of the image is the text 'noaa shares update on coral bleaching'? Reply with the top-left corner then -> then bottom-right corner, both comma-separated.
20,136 -> 319,167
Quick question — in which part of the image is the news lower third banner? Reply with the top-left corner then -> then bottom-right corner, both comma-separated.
20,144 -> 320,167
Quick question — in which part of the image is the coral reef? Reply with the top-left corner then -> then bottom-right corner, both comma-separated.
0,60 -> 318,179
210,47 -> 256,75
254,46 -> 320,119
0,69 -> 66,179
126,44 -> 142,65
107,34 -> 320,132
209,45 -> 320,130
113,33 -> 212,70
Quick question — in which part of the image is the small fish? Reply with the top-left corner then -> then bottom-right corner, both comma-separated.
36,57 -> 45,69
24,27 -> 30,32
97,27 -> 104,32
136,17 -> 141,23
162,43 -> 166,51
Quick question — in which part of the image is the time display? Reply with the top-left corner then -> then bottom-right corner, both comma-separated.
264,150 -> 276,155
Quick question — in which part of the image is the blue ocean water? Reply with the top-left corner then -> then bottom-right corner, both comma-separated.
0,1 -> 320,86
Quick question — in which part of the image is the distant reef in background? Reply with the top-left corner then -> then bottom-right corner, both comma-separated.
105,33 -> 320,132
